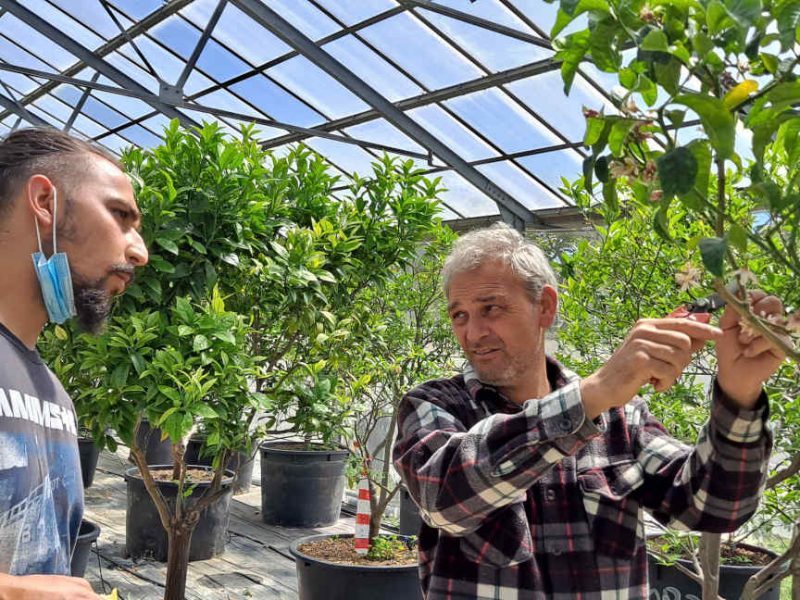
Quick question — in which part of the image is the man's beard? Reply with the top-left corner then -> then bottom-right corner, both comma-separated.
71,273 -> 113,334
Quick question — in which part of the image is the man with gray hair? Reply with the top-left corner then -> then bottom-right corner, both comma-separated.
393,223 -> 782,599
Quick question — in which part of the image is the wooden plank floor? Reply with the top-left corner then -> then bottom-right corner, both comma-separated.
82,448 -> 355,600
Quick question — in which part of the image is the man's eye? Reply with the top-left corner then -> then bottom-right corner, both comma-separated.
112,208 -> 128,219
450,312 -> 465,322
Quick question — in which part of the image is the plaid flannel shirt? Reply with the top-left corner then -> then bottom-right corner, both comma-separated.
393,357 -> 772,600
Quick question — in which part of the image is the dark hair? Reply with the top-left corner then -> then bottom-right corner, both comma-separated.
0,127 -> 121,217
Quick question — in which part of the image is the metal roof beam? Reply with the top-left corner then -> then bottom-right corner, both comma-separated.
0,93 -> 51,127
0,0 -> 193,122
0,0 -> 198,129
232,0 -> 538,230
262,56 -> 560,149
0,61 -> 432,159
398,0 -> 551,48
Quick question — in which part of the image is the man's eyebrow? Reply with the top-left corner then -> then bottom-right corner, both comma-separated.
107,196 -> 142,227
447,300 -> 461,313
475,294 -> 504,303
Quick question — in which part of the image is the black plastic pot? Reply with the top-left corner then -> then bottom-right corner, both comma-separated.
78,436 -> 101,488
70,519 -> 101,577
129,419 -> 173,466
260,442 -> 349,527
184,436 -> 256,495
124,465 -> 234,562
648,544 -> 781,599
399,486 -> 422,536
291,533 -> 421,600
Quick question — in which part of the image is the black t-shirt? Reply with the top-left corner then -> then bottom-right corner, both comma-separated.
0,322 -> 83,575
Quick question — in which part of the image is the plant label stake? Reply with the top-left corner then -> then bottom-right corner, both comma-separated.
355,475 -> 371,555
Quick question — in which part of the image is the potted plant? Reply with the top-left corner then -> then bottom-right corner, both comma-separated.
551,0 -> 800,594
290,224 -> 459,600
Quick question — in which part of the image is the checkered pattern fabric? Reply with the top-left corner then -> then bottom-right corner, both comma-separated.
393,358 -> 772,599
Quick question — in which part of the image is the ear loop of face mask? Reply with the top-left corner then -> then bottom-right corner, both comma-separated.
31,188 -> 77,324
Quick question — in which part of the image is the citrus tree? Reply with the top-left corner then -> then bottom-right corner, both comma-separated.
549,0 -> 800,595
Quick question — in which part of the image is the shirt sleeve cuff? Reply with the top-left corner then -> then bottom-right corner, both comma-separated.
711,378 -> 769,445
536,380 -> 604,450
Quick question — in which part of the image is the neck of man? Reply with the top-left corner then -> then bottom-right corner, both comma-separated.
499,356 -> 551,406
0,239 -> 48,350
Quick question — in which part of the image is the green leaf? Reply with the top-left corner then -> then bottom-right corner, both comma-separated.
641,29 -> 669,51
193,334 -> 210,352
728,223 -> 749,252
679,140 -> 712,210
777,1 -> 800,49
194,404 -> 219,419
692,32 -> 714,56
707,0 -> 734,34
653,201 -> 672,241
110,364 -> 130,389
653,59 -> 681,95
558,30 -> 592,94
674,93 -> 736,159
760,53 -> 779,75
657,147 -> 698,198
589,19 -> 621,72
54,325 -> 68,341
156,237 -> 180,255
724,0 -> 762,28
608,119 -> 637,157
584,116 -> 606,146
582,155 -> 595,191
698,237 -> 727,277
638,75 -> 658,106
666,110 -> 686,128
221,253 -> 240,267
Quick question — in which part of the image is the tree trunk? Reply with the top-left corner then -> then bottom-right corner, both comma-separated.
163,523 -> 194,600
699,532 -> 721,600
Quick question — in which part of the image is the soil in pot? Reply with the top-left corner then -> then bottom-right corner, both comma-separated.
184,437 -> 256,495
648,539 -> 781,600
298,535 -> 417,567
125,465 -> 233,562
291,534 -> 421,600
260,441 -> 349,527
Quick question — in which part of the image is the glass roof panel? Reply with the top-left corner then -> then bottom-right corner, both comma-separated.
268,56 -> 369,119
25,104 -> 64,128
323,35 -> 423,102
306,137 -> 378,177
416,10 -> 552,72
181,68 -> 218,98
115,124 -> 163,149
195,38 -> 253,82
312,0 -> 397,26
193,88 -> 265,120
506,0 -> 561,35
2,14 -> 79,71
106,0 -> 163,22
140,113 -> 173,134
211,3 -> 291,66
0,69 -> 40,97
359,12 -> 483,89
29,0 -> 104,50
344,119 -> 427,156
436,171 -> 499,217
117,38 -> 187,87
507,71 -> 614,143
98,131 -> 134,155
265,0 -> 340,40
229,75 -> 325,126
104,51 -> 159,93
0,33 -> 58,74
92,88 -> 154,120
445,88 -> 560,153
407,105 -> 498,162
80,96 -> 129,129
432,0 -> 540,32
70,113 -> 108,138
477,161 -> 566,209
517,149 -> 584,191
31,95 -> 74,123
149,16 -> 202,60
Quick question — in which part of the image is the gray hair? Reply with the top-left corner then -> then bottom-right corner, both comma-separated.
442,223 -> 557,306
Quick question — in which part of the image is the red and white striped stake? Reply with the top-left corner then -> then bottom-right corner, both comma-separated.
354,475 -> 371,555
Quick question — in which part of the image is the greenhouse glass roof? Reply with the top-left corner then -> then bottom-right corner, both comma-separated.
0,0 -> 616,228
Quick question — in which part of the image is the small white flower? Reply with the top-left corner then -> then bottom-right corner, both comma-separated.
675,263 -> 702,291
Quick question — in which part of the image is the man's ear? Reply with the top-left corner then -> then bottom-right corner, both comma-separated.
538,285 -> 558,329
26,174 -> 57,230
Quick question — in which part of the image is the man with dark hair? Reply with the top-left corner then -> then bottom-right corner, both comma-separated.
0,128 -> 148,598
394,224 -> 783,599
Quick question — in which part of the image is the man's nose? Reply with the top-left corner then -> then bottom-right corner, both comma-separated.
465,314 -> 490,343
126,230 -> 149,267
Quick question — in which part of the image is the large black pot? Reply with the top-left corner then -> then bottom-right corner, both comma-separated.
78,436 -> 101,488
70,519 -> 101,577
399,486 -> 422,536
125,465 -> 234,562
129,419 -> 173,466
648,543 -> 781,599
184,436 -> 256,495
290,533 -> 421,600
260,442 -> 349,527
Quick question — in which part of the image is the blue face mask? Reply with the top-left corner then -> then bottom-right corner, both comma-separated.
31,188 -> 76,324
